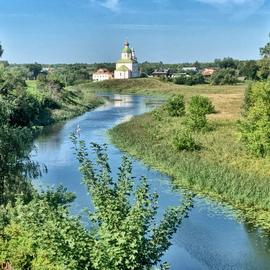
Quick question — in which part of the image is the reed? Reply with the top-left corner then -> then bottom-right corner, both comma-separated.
109,110 -> 270,229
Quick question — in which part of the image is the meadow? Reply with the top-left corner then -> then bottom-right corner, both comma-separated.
81,78 -> 270,229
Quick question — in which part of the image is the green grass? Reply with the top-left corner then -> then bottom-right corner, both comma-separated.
87,78 -> 270,229
26,80 -> 104,125
109,110 -> 270,230
79,78 -> 246,120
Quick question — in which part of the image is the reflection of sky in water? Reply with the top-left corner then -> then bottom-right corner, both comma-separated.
32,94 -> 270,270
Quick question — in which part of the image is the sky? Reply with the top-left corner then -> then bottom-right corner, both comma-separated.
0,0 -> 269,63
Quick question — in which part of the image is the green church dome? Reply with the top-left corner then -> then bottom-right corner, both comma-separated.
122,41 -> 132,53
122,47 -> 132,53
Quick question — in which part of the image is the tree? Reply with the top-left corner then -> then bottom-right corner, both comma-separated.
214,57 -> 237,69
27,63 -> 42,80
0,43 -> 3,58
239,81 -> 270,157
0,101 -> 41,205
0,67 -> 27,96
257,34 -> 270,80
260,33 -> 270,58
72,139 -> 193,270
239,60 -> 259,80
257,58 -> 270,80
210,68 -> 238,85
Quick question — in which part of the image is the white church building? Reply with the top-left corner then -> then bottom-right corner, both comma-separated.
114,41 -> 140,79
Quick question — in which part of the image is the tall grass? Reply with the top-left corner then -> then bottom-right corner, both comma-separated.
26,81 -> 104,123
109,110 -> 270,229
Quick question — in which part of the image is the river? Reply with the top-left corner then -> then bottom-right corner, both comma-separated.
32,94 -> 270,270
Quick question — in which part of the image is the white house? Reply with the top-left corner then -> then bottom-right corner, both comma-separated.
114,41 -> 140,79
93,68 -> 114,81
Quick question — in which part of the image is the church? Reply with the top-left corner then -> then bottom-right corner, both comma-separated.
114,41 -> 140,79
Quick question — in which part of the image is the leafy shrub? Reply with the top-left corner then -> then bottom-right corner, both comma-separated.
43,96 -> 61,110
173,129 -> 200,151
166,95 -> 185,117
188,95 -> 215,116
210,68 -> 238,85
72,139 -> 193,270
184,113 -> 208,131
174,74 -> 205,86
0,189 -> 93,270
239,81 -> 270,157
183,95 -> 214,130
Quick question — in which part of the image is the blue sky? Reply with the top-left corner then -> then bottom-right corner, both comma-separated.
0,0 -> 269,63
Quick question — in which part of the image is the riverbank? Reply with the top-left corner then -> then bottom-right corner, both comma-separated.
79,78 -> 245,120
26,80 -> 104,125
90,78 -> 270,230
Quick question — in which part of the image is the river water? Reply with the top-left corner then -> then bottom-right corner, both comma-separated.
33,94 -> 270,270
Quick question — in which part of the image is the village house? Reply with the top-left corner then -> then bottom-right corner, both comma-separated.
202,68 -> 216,77
92,68 -> 114,81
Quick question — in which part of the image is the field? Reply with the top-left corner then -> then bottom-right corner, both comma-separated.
81,78 -> 270,230
80,78 -> 245,120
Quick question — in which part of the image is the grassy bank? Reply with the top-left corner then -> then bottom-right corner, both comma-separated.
109,111 -> 270,230
26,80 -> 104,125
79,78 -> 245,120
93,78 -> 270,229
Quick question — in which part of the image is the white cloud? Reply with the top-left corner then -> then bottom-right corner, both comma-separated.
91,0 -> 120,11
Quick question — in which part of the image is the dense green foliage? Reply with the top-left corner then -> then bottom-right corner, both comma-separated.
184,96 -> 215,131
166,95 -> 185,117
0,188 -> 93,270
0,44 -> 3,58
188,95 -> 215,116
27,63 -> 42,80
0,101 -> 39,205
72,139 -> 193,270
173,129 -> 200,151
174,73 -> 205,86
239,60 -> 259,80
257,58 -> 270,80
260,33 -> 270,58
239,80 -> 270,157
210,68 -> 238,85
214,57 -> 237,69
0,65 -> 43,205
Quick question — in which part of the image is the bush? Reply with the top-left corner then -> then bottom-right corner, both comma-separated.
183,95 -> 215,131
174,74 -> 205,86
166,95 -> 185,117
210,68 -> 238,85
239,81 -> 270,157
184,113 -> 208,131
188,95 -> 215,115
72,139 -> 193,270
173,129 -> 200,151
